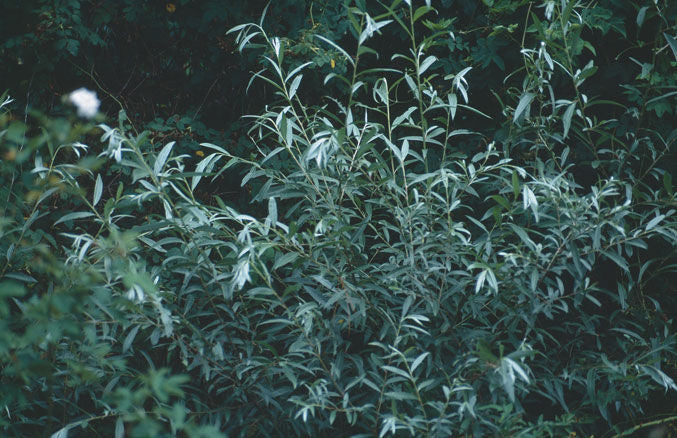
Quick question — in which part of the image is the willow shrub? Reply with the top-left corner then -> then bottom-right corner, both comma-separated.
2,0 -> 676,436
213,2 -> 676,434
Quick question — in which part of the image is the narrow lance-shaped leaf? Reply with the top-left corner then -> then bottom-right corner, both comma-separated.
512,170 -> 520,199
54,211 -> 95,225
411,352 -> 430,373
273,252 -> 299,270
288,74 -> 302,100
285,61 -> 313,83
192,153 -> 221,190
115,418 -> 124,438
93,174 -> 102,206
400,139 -> 409,161
373,77 -> 388,104
562,101 -> 576,139
664,33 -> 677,61
154,141 -> 175,176
313,34 -> 355,68
392,106 -> 417,129
636,6 -> 648,28
122,325 -> 140,353
522,185 -> 539,222
645,214 -> 665,231
514,92 -> 535,124
413,5 -> 433,22
418,55 -> 437,76
267,197 -> 278,230
663,172 -> 673,196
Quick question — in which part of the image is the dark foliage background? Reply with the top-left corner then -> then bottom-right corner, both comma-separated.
1,0 -> 676,436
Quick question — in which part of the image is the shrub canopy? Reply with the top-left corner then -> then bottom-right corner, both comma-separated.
1,1 -> 676,436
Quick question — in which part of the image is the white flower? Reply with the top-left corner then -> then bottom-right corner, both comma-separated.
68,88 -> 100,118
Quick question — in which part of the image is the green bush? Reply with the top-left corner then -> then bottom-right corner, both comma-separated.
1,0 -> 676,436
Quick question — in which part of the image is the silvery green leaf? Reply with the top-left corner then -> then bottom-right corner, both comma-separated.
93,174 -> 102,206
54,212 -> 95,225
411,352 -> 430,373
51,426 -> 72,438
562,101 -> 576,139
418,55 -> 437,75
645,214 -> 665,231
154,141 -> 175,176
122,325 -> 140,353
392,106 -> 417,128
514,92 -> 535,124
313,35 -> 355,67
288,74 -> 302,100
273,252 -> 299,270
285,61 -> 313,83
636,6 -> 648,27
115,418 -> 124,438
664,33 -> 677,61
400,139 -> 409,161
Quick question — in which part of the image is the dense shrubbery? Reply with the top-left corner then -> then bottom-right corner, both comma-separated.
1,0 -> 676,436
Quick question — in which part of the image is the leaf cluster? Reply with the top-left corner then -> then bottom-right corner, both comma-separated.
1,1 -> 676,437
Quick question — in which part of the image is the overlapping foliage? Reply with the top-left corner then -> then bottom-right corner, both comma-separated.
1,0 -> 676,436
